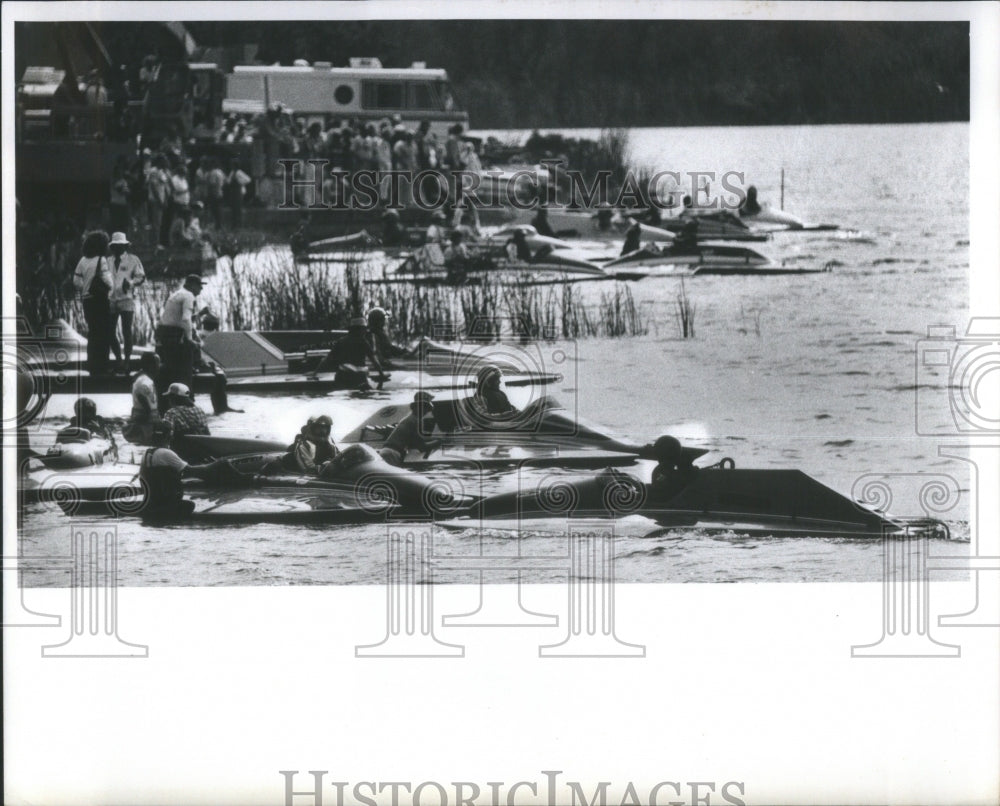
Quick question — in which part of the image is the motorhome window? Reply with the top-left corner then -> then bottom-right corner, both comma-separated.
334,84 -> 354,105
362,81 -> 404,110
410,82 -> 437,110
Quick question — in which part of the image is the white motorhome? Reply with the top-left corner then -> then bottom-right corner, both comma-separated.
223,57 -> 469,137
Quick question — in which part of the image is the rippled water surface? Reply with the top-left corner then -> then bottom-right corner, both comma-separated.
21,122 -> 973,585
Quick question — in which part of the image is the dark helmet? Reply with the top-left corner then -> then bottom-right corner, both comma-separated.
653,435 -> 683,467
74,397 -> 98,420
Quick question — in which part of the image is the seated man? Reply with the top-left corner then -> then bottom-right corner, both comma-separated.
378,392 -> 442,466
443,230 -> 470,284
506,228 -> 534,262
312,318 -> 383,388
161,382 -> 211,441
382,209 -> 406,247
469,365 -> 517,419
366,307 -> 409,366
67,397 -> 114,440
425,210 -> 449,244
620,221 -> 642,256
672,220 -> 699,252
122,352 -> 161,445
279,415 -> 340,475
531,208 -> 556,238
648,435 -> 699,502
139,421 -> 232,516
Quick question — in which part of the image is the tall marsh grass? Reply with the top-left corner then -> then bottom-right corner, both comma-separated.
129,249 -> 648,345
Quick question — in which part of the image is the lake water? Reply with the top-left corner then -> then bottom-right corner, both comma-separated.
19,122 -> 973,585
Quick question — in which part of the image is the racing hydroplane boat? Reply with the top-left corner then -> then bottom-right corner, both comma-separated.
25,328 -> 561,395
738,205 -> 839,232
374,238 -> 608,287
468,465 -> 939,539
647,213 -> 771,242
21,439 -> 942,538
602,242 -> 828,276
22,443 -> 474,524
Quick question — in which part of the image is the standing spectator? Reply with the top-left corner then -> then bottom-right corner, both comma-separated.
414,120 -> 432,169
108,231 -> 146,375
375,126 -> 393,202
162,160 -> 190,243
159,124 -> 184,163
139,54 -> 161,96
204,157 -> 226,229
225,159 -> 250,228
303,121 -> 326,159
147,154 -> 170,248
72,230 -> 113,376
155,274 -> 204,395
109,159 -> 132,232
83,70 -> 108,106
393,130 -> 418,207
192,155 -> 211,205
444,124 -> 465,204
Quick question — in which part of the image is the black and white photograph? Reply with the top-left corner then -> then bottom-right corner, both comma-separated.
4,2 -> 998,804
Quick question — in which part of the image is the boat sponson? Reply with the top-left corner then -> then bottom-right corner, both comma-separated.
476,468 -> 895,535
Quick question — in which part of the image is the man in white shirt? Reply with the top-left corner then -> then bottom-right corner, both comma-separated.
123,351 -> 161,445
108,231 -> 146,374
140,421 -> 238,517
156,273 -> 203,397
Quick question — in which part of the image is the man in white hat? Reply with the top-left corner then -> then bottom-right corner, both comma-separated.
108,231 -> 146,375
161,381 -> 211,442
156,273 -> 204,396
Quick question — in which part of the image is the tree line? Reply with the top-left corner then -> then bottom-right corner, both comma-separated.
63,20 -> 971,128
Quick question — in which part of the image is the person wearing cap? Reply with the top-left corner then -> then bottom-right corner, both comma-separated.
72,230 -> 115,376
162,382 -> 211,441
156,274 -> 204,396
66,397 -> 114,440
378,392 -> 442,466
279,415 -> 340,475
123,352 -> 162,445
366,307 -> 409,366
312,317 -> 383,387
108,232 -> 146,375
425,210 -> 448,244
470,364 -> 518,418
